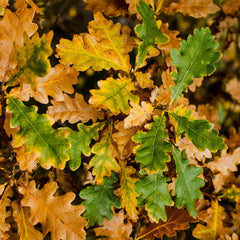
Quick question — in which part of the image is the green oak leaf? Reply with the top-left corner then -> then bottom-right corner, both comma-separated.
170,27 -> 221,102
135,0 -> 169,68
79,173 -> 121,227
173,147 -> 205,217
132,115 -> 173,173
170,112 -> 226,152
7,96 -> 70,169
135,172 -> 173,222
62,122 -> 104,171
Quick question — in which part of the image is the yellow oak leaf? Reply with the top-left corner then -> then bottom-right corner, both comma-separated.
89,75 -> 139,115
119,162 -> 140,222
112,121 -> 138,160
10,64 -> 78,104
134,71 -> 154,89
47,93 -> 104,124
94,209 -> 132,240
0,186 -> 13,240
193,200 -> 232,240
57,12 -> 135,73
90,129 -> 121,184
12,201 -> 43,240
163,0 -> 220,18
18,180 -> 87,240
83,0 -> 128,17
124,101 -> 153,129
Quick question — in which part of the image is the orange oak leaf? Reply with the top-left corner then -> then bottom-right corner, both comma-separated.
83,0 -> 128,17
119,162 -> 140,222
18,180 -> 87,240
232,203 -> 240,236
112,121 -> 138,160
94,209 -> 132,240
134,72 -> 154,89
0,186 -> 13,240
12,201 -> 43,240
47,93 -> 104,124
193,200 -> 232,240
124,101 -> 153,129
137,207 -> 197,240
225,127 -> 240,149
10,64 -> 78,104
163,0 -> 220,18
0,0 -> 37,80
0,0 -> 8,8
226,78 -> 240,103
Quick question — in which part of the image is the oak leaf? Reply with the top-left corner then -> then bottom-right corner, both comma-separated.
192,200 -> 232,240
47,93 -> 104,123
135,172 -> 173,222
0,4 -> 37,80
80,173 -> 121,227
0,186 -> 13,240
0,0 -> 8,8
90,129 -> 121,184
137,207 -> 197,240
225,127 -> 240,148
57,12 -> 134,73
173,148 -> 205,217
7,32 -> 53,87
83,0 -> 128,17
134,71 -> 154,89
119,162 -> 140,222
226,78 -> 240,103
89,75 -> 139,115
94,209 -> 132,240
10,64 -> 79,104
62,122 -> 104,171
222,185 -> 240,203
163,0 -> 220,18
124,101 -> 153,129
112,121 -> 138,160
135,0 -> 169,68
12,201 -> 43,240
7,96 -> 70,169
222,0 -> 240,15
18,180 -> 87,240
132,115 -> 173,173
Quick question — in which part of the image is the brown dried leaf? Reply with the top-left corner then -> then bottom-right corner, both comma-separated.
47,93 -> 104,124
10,64 -> 78,104
124,101 -> 153,129
222,0 -> 240,15
112,121 -> 138,160
94,209 -> 132,240
12,201 -> 43,240
137,207 -> 197,239
225,127 -> 240,149
18,180 -> 87,240
226,78 -> 240,103
163,0 -> 220,18
0,186 -> 13,240
83,0 -> 128,17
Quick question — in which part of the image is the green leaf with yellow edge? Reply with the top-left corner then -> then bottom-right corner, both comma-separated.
80,173 -> 121,227
170,27 -> 221,102
132,115 -> 173,173
170,112 -> 226,152
8,32 -> 53,88
7,96 -> 70,169
173,147 -> 204,217
56,12 -> 134,73
89,75 -> 139,115
135,171 -> 173,222
135,0 -> 169,68
89,126 -> 121,184
119,161 -> 140,222
62,122 -> 104,171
